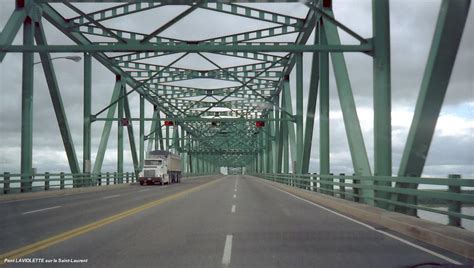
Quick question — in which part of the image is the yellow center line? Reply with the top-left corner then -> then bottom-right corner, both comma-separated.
0,178 -> 223,264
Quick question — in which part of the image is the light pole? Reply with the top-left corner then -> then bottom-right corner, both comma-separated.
33,55 -> 81,65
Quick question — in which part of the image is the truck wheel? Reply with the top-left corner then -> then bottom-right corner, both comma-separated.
139,181 -> 144,186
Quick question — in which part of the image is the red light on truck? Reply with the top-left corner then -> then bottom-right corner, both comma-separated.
164,121 -> 174,126
255,121 -> 265,128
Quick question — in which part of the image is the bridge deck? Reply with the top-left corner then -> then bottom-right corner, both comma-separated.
0,176 -> 469,267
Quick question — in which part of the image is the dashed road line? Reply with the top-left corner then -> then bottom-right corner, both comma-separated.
102,194 -> 121,200
22,206 -> 61,215
222,234 -> 233,266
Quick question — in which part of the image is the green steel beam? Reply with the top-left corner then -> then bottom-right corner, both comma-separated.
69,2 -> 164,26
139,95 -> 144,169
201,2 -> 304,27
302,26 -> 320,174
37,0 -> 310,3
322,13 -> 374,204
93,77 -> 122,174
0,6 -> 27,62
64,2 -> 128,44
277,94 -> 285,173
20,16 -> 34,192
319,20 -> 330,179
147,110 -> 158,154
273,95 -> 281,173
141,1 -> 202,43
117,84 -> 125,183
154,112 -> 160,150
372,0 -> 392,209
295,52 -> 304,174
165,125 -> 170,151
157,111 -> 164,149
83,53 -> 92,175
34,21 -> 81,177
0,44 -> 373,53
282,80 -> 296,172
394,0 -> 471,214
124,89 -> 140,177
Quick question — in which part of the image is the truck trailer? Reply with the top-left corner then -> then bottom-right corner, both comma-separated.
139,150 -> 181,185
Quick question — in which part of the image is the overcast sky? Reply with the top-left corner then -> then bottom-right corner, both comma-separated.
0,0 -> 472,178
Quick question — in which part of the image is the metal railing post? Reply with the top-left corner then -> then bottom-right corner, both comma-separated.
3,172 -> 10,194
353,174 -> 360,203
126,172 -> 129,183
114,172 -> 117,184
339,173 -> 345,200
60,172 -> 65,189
98,174 -> 102,186
328,173 -> 334,196
106,172 -> 110,185
44,172 -> 50,191
448,174 -> 462,228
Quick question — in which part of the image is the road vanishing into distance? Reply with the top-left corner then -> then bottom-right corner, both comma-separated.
0,176 -> 470,267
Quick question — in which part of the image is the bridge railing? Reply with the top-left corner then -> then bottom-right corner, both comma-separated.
0,171 -> 221,194
252,173 -> 474,229
0,172 -> 137,194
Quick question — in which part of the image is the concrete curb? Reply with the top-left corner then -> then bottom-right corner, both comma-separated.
252,176 -> 474,260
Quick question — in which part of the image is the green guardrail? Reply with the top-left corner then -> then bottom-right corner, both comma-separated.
0,172 -> 138,194
251,173 -> 474,229
0,171 -> 221,194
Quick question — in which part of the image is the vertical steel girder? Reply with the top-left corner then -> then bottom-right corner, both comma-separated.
139,95 -> 144,169
124,91 -> 139,177
281,87 -> 290,174
322,12 -> 374,204
83,53 -> 92,175
319,20 -> 330,179
117,85 -> 124,182
276,99 -> 284,173
93,77 -> 122,174
157,112 -> 164,150
295,52 -> 304,174
267,113 -> 274,173
372,0 -> 392,208
20,16 -> 34,192
165,126 -> 170,151
273,95 -> 281,173
147,110 -> 158,154
394,0 -> 471,214
282,80 -> 297,172
302,26 -> 320,174
34,22 -> 81,177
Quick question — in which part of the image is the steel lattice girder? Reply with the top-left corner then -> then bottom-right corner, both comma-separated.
4,0 -> 467,194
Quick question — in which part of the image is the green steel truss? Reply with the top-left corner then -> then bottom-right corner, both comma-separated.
0,0 -> 471,213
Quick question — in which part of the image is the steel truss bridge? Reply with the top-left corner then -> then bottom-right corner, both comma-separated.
0,0 -> 473,265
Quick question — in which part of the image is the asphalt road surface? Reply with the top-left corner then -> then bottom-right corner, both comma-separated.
0,175 -> 470,267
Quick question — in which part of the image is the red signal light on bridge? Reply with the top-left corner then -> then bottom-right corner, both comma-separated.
164,120 -> 174,126
255,121 -> 265,128
120,118 -> 129,126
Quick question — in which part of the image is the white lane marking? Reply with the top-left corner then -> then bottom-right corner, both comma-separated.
102,194 -> 121,200
258,180 -> 462,265
222,234 -> 233,266
22,206 -> 61,215
233,194 -> 236,198
234,188 -> 237,192
231,205 -> 236,213
139,189 -> 150,192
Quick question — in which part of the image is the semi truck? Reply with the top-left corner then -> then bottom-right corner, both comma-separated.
139,150 -> 181,185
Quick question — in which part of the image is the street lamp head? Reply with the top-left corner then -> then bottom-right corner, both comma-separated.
65,56 -> 82,62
